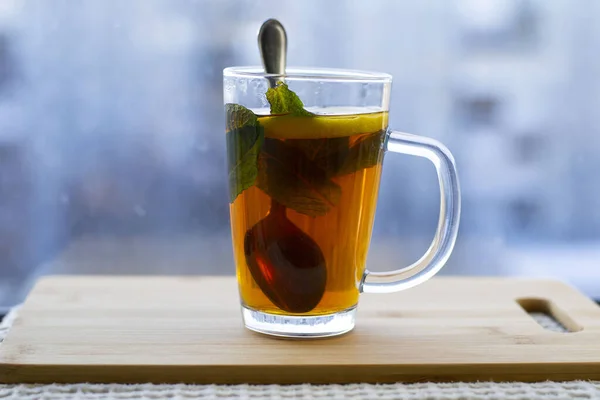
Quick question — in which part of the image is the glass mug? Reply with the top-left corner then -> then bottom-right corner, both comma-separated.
223,67 -> 460,338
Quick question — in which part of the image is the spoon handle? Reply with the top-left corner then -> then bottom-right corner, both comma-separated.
269,200 -> 286,216
258,19 -> 289,213
258,18 -> 287,86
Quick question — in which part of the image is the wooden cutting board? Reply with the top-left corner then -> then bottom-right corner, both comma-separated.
1,276 -> 600,384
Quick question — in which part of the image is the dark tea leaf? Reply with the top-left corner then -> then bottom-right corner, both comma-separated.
257,138 -> 341,217
285,130 -> 385,180
226,104 -> 264,203
288,136 -> 350,161
266,81 -> 314,117
287,136 -> 351,176
334,129 -> 387,176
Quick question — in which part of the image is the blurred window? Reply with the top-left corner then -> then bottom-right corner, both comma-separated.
0,0 -> 599,306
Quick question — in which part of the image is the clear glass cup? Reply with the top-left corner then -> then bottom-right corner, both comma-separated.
223,66 -> 461,338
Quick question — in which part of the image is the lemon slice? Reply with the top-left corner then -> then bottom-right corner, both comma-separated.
258,111 -> 389,139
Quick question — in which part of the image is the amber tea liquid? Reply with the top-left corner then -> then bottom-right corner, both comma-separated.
229,110 -> 388,316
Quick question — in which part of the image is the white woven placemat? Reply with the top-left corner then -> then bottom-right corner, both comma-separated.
1,308 -> 599,400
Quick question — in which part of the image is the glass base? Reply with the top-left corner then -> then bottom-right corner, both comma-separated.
242,306 -> 356,338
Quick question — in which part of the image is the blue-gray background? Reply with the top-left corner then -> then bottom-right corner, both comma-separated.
1,0 -> 599,307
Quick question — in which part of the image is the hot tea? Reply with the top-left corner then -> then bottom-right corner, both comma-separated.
227,82 -> 388,315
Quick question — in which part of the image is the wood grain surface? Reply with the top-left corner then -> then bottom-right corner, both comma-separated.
1,276 -> 600,384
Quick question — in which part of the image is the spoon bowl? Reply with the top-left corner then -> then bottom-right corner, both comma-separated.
244,203 -> 327,313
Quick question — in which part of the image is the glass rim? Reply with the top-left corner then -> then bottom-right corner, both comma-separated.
223,66 -> 393,83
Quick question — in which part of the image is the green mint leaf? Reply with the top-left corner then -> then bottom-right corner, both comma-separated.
334,130 -> 386,176
256,137 -> 341,217
226,103 -> 259,131
266,81 -> 315,117
226,104 -> 264,203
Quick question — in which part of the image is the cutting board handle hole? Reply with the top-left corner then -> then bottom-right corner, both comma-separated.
516,298 -> 582,333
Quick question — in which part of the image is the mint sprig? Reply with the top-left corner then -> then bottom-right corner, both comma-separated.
266,81 -> 314,117
226,84 -> 386,217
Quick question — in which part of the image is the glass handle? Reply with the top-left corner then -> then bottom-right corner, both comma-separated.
361,130 -> 461,294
